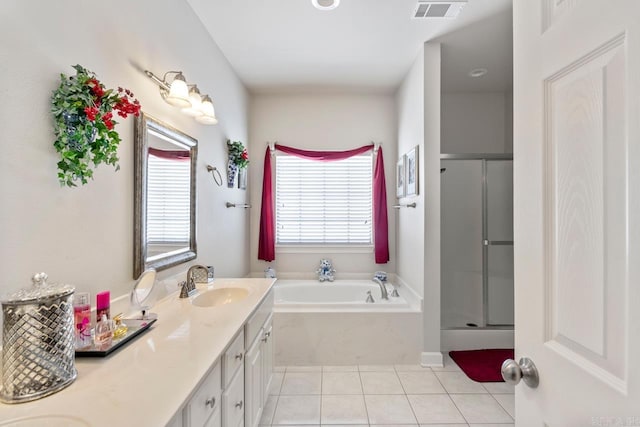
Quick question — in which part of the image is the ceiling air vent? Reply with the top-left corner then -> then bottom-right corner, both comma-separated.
413,0 -> 467,19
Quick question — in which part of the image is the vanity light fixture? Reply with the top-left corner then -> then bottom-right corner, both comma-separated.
312,0 -> 340,11
145,70 -> 218,125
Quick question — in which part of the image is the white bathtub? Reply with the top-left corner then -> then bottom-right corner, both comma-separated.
273,279 -> 422,365
274,280 -> 413,312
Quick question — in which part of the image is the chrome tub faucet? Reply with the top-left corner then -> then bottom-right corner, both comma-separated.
372,277 -> 389,300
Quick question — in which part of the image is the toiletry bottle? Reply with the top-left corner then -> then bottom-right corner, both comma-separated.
94,314 -> 113,350
73,292 -> 92,349
96,291 -> 110,323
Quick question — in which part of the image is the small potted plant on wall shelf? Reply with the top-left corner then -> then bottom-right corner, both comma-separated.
51,64 -> 141,187
226,140 -> 249,188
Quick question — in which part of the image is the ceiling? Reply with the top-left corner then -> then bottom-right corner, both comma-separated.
186,0 -> 513,94
439,9 -> 513,92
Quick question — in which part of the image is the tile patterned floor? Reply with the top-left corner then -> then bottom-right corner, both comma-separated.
261,354 -> 515,426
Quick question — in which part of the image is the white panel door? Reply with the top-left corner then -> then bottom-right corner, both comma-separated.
513,0 -> 640,425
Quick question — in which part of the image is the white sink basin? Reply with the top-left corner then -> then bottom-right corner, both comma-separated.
191,287 -> 249,308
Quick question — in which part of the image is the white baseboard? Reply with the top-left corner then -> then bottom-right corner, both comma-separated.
420,351 -> 443,367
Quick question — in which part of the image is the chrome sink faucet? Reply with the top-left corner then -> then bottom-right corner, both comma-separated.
179,264 -> 206,298
372,277 -> 389,300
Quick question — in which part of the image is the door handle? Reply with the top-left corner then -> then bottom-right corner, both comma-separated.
501,357 -> 539,388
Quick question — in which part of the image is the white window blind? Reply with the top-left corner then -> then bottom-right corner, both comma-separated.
276,153 -> 373,245
147,155 -> 190,244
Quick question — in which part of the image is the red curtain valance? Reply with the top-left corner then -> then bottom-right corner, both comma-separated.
258,143 -> 389,264
148,147 -> 190,161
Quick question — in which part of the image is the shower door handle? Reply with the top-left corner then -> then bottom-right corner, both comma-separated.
483,240 -> 514,246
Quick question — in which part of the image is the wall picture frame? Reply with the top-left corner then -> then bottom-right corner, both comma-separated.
405,146 -> 419,196
396,156 -> 406,198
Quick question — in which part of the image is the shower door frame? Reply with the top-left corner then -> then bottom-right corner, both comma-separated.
441,153 -> 514,328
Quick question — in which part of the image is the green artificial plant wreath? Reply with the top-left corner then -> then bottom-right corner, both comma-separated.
51,65 -> 141,187
227,140 -> 249,169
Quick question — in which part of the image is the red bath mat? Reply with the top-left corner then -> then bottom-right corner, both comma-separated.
449,349 -> 514,382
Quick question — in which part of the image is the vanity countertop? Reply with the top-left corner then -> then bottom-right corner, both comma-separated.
0,278 -> 276,426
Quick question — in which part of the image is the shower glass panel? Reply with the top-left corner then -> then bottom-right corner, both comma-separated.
486,161 -> 513,241
486,160 -> 514,326
441,156 -> 513,329
487,245 -> 514,325
440,160 -> 483,328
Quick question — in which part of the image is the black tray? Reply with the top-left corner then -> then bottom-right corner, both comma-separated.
75,317 -> 157,357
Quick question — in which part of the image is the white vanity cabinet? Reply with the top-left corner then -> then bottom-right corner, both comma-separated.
222,331 -> 245,427
244,291 -> 274,427
261,315 -> 274,399
171,289 -> 274,427
181,360 -> 223,427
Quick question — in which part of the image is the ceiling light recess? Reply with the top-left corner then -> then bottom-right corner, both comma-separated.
312,0 -> 340,11
413,0 -> 467,19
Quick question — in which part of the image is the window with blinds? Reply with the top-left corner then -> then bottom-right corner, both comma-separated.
275,153 -> 373,245
147,155 -> 191,245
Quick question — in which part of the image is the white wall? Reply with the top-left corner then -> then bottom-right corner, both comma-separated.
395,43 -> 442,364
0,0 -> 249,329
441,92 -> 513,154
396,50 -> 425,299
248,94 -> 397,277
422,43 -> 443,360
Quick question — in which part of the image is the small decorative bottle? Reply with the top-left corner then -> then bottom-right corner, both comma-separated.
73,292 -> 92,349
94,314 -> 113,351
96,291 -> 110,324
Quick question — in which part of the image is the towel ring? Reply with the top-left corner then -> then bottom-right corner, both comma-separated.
206,165 -> 223,186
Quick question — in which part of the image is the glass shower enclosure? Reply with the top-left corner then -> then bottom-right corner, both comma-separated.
440,154 -> 514,329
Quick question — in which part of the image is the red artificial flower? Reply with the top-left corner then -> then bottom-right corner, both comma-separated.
87,78 -> 105,98
84,106 -> 99,121
102,112 -> 114,130
241,149 -> 249,160
114,95 -> 141,118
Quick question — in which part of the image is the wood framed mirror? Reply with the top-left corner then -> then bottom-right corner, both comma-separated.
134,113 -> 197,278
